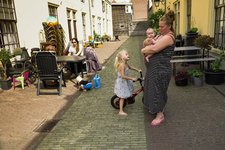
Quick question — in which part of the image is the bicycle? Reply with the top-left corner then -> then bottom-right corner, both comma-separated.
111,72 -> 144,109
25,50 -> 39,84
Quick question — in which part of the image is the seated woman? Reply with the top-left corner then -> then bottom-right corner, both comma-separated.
64,38 -> 83,78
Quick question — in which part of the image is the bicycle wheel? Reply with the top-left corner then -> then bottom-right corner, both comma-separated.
111,95 -> 126,109
28,66 -> 37,84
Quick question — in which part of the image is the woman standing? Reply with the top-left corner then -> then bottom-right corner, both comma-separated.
141,10 -> 176,126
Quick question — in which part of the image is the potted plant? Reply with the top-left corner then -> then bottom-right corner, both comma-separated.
105,34 -> 110,42
0,49 -> 13,90
194,35 -> 214,49
185,17 -> 198,46
203,47 -> 225,85
101,35 -> 105,42
174,71 -> 189,86
13,48 -> 22,60
193,70 -> 203,87
187,69 -> 196,83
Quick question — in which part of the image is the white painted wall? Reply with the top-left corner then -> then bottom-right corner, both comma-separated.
14,0 -> 113,54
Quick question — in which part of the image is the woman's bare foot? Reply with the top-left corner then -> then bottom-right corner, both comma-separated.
151,112 -> 165,126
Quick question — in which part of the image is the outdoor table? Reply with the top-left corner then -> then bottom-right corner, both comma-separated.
32,51 -> 86,78
56,55 -> 86,78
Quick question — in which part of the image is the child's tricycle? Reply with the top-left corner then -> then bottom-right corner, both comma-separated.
111,73 -> 144,109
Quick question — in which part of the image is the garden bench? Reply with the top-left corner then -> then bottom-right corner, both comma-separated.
170,57 -> 216,75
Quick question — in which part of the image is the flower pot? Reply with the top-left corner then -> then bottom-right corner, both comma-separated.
185,32 -> 198,46
193,76 -> 203,87
16,55 -> 21,61
0,79 -> 12,90
203,69 -> 225,85
189,75 -> 194,83
175,79 -> 188,86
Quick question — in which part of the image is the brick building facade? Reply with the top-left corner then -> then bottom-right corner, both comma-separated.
112,5 -> 132,36
131,0 -> 149,21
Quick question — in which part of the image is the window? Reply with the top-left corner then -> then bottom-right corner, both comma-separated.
102,1 -> 105,12
175,1 -> 180,35
91,0 -> 94,7
73,11 -> 76,19
73,11 -> 77,39
214,0 -> 225,48
92,15 -> 95,27
48,5 -> 58,19
67,10 -> 70,18
103,19 -> 105,33
0,0 -> 19,53
125,5 -> 129,13
119,23 -> 125,29
82,13 -> 85,26
82,13 -> 86,41
106,20 -> 108,33
187,0 -> 191,30
98,17 -> 101,35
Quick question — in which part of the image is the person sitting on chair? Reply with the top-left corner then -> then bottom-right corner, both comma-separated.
63,38 -> 83,79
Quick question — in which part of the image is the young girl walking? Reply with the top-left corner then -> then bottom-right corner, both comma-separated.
114,50 -> 142,116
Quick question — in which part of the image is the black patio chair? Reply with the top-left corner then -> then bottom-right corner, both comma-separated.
36,51 -> 66,96
1,58 -> 28,78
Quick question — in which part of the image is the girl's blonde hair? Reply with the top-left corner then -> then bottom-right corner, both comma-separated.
114,50 -> 127,73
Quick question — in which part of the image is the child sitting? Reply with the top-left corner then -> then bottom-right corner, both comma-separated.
76,76 -> 92,91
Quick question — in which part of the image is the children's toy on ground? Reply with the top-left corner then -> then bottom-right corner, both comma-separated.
94,74 -> 101,89
76,76 -> 92,91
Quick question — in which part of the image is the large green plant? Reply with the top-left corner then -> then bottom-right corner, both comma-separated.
211,47 -> 225,73
0,49 -> 12,79
148,9 -> 165,32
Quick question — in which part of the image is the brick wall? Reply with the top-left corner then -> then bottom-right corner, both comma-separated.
131,0 -> 149,21
112,5 -> 132,36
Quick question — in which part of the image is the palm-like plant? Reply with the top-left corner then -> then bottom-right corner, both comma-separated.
0,49 -> 12,79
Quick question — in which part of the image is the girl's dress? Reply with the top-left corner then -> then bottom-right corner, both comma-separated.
114,68 -> 134,98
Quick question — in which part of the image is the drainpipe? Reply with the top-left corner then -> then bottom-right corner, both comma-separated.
165,0 -> 166,13
88,0 -> 92,38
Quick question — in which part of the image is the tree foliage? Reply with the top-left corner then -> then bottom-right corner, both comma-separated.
148,9 -> 165,30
